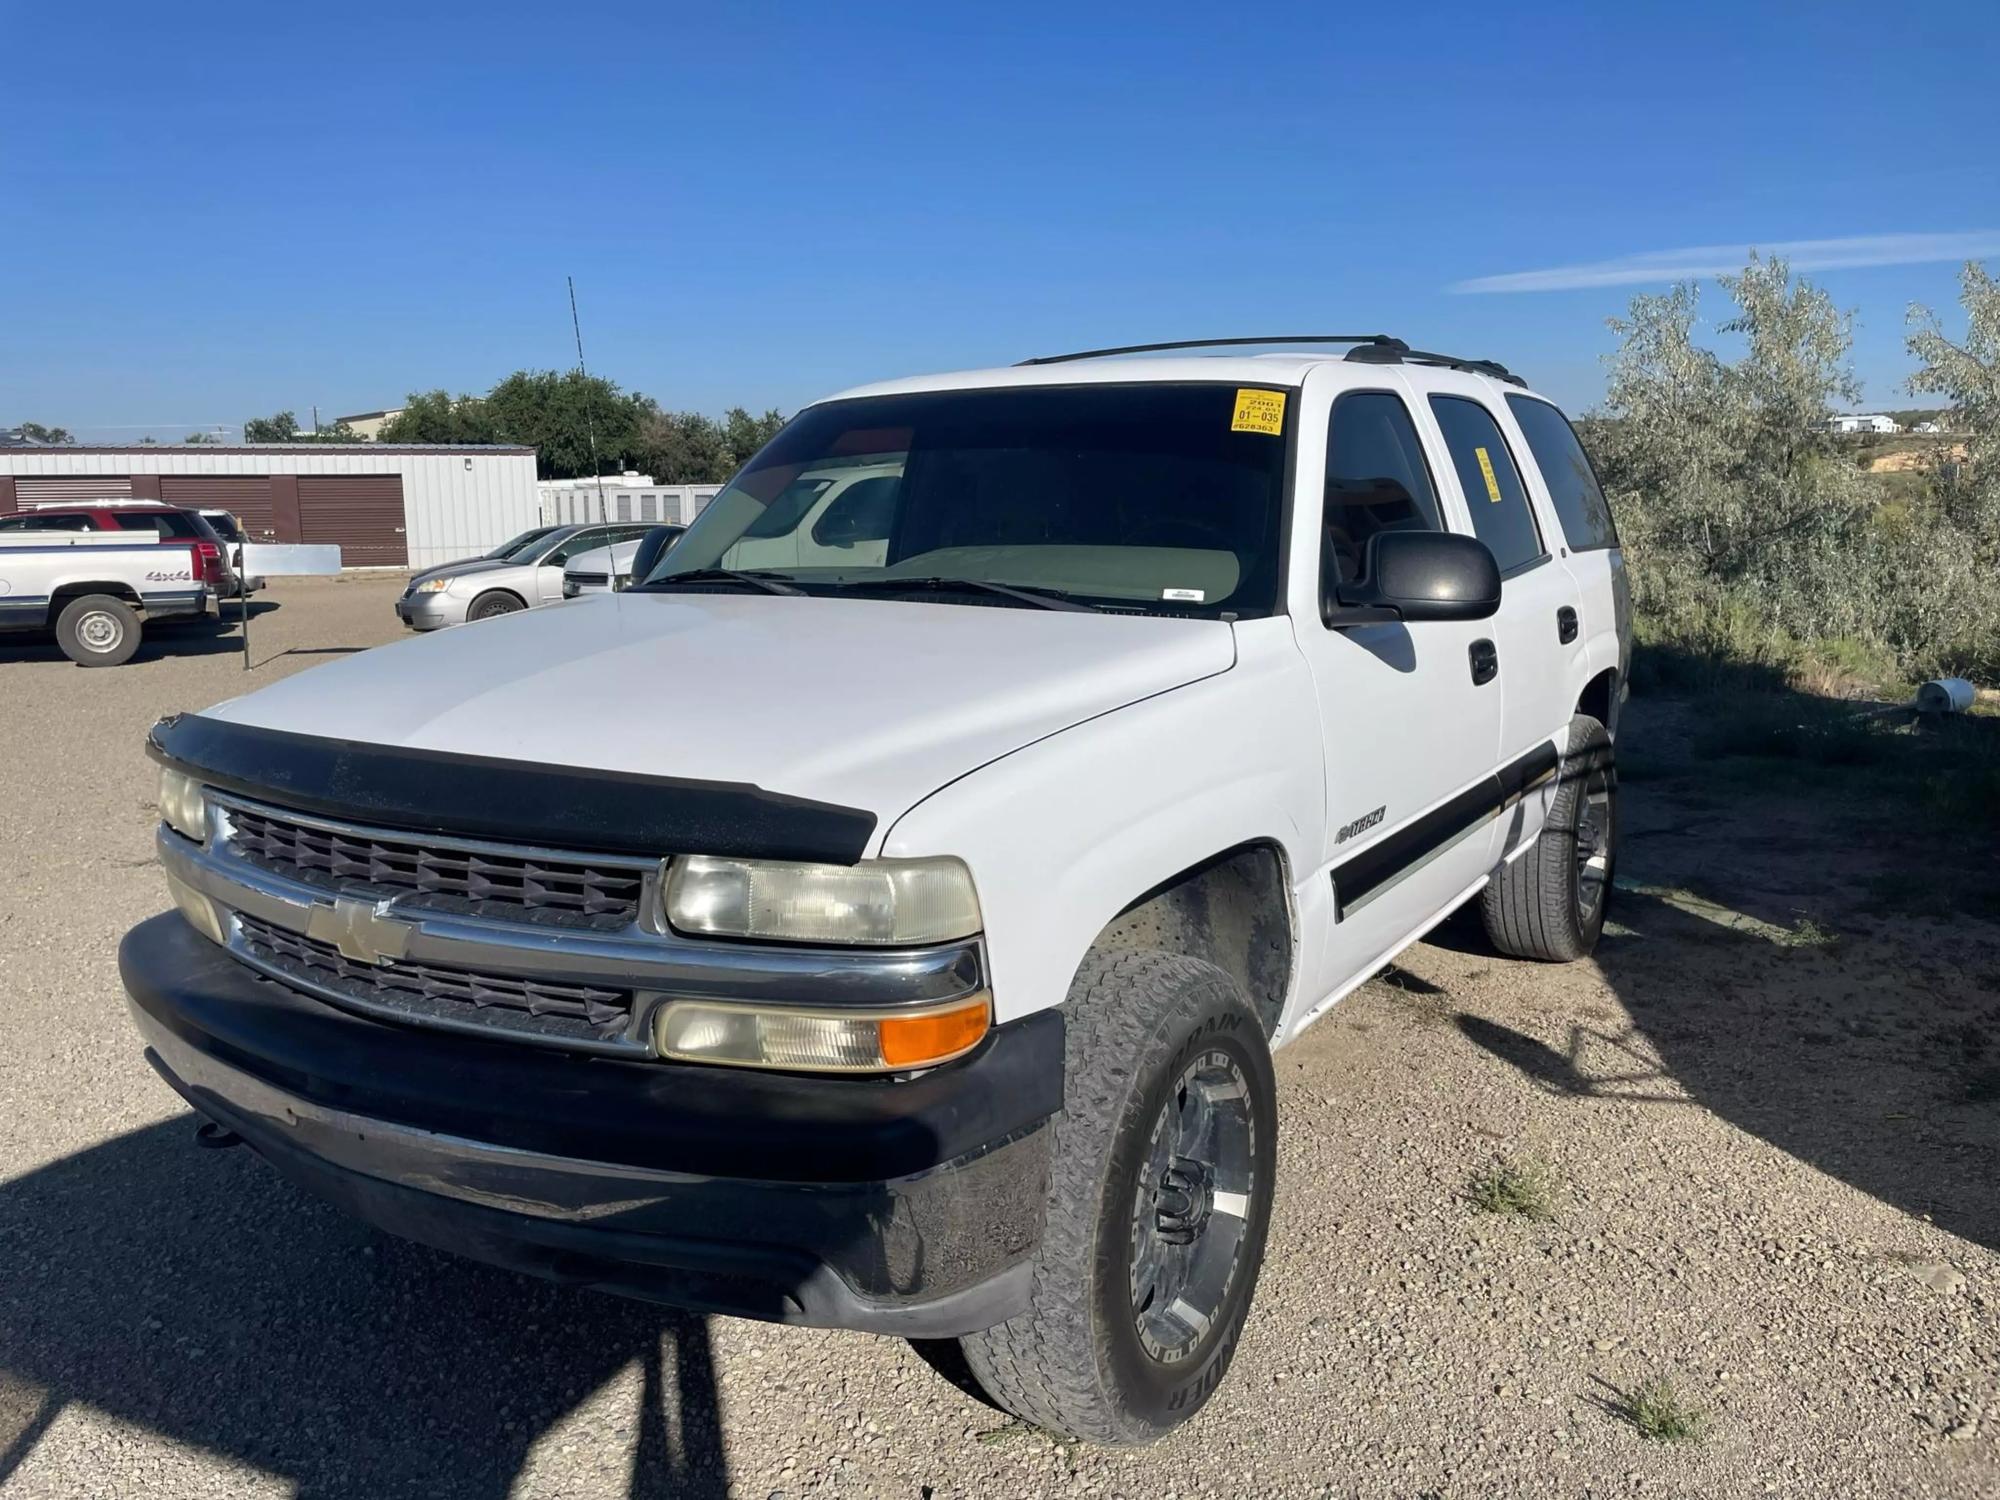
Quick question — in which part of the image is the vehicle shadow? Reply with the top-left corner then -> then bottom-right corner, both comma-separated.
0,630 -> 255,665
0,1118 -> 730,1498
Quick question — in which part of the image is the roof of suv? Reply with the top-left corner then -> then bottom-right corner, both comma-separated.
825,351 -> 1547,406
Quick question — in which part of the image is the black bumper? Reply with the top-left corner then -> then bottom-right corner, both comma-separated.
120,913 -> 1062,1336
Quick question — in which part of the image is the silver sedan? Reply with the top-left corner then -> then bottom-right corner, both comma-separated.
395,523 -> 654,630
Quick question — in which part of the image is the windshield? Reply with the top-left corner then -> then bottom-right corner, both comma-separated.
645,383 -> 1291,617
487,525 -> 562,561
202,512 -> 244,541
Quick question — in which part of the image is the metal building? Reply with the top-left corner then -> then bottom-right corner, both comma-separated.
0,445 -> 539,570
538,473 -> 722,528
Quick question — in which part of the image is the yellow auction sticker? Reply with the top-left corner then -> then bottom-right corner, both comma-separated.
1474,445 -> 1504,502
1231,388 -> 1286,435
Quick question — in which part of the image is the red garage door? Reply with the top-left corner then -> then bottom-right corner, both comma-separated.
159,475 -> 277,541
13,476 -> 133,509
297,475 -> 407,566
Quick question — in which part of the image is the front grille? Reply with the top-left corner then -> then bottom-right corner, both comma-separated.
236,913 -> 634,1045
568,571 -> 609,589
224,802 -> 645,932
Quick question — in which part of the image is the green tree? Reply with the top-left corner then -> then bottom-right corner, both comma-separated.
375,391 -> 500,446
13,421 -> 74,443
1592,254 -> 2000,679
485,370 -> 643,479
722,407 -> 786,468
183,431 -> 220,444
631,405 -> 733,483
1908,261 -> 2000,536
241,410 -> 360,443
242,411 -> 301,443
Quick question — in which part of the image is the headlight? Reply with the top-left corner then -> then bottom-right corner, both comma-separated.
665,855 -> 981,945
158,766 -> 209,843
414,576 -> 452,593
655,994 -> 990,1073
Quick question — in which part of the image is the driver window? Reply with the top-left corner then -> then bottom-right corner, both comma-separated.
1322,392 -> 1442,588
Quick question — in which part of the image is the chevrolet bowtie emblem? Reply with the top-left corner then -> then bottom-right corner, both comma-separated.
304,897 -> 414,966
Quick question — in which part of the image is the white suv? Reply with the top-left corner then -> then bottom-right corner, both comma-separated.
125,336 -> 1628,1445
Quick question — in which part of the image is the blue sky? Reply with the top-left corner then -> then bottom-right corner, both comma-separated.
4,0 -> 1995,440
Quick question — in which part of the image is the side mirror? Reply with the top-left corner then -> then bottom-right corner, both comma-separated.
627,526 -> 682,584
1323,530 -> 1501,627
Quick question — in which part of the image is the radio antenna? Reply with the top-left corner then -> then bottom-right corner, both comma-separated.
568,276 -> 609,525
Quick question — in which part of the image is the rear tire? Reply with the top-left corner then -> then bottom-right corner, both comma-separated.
958,950 -> 1277,1445
55,594 -> 141,667
1480,713 -> 1616,961
468,590 -> 526,622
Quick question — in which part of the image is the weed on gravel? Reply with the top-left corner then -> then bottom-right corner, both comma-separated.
1614,1376 -> 1709,1444
1467,1155 -> 1558,1221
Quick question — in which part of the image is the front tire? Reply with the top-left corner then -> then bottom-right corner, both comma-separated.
55,594 -> 141,667
1480,713 -> 1616,961
959,950 -> 1277,1444
468,590 -> 525,622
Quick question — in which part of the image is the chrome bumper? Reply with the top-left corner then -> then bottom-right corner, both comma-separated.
156,797 -> 989,1059
121,912 -> 1056,1335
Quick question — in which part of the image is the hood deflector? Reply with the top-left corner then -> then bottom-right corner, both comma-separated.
146,713 -> 878,864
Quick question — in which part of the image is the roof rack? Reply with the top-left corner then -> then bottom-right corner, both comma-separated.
1016,335 -> 1403,366
1344,341 -> 1526,387
1015,334 -> 1527,386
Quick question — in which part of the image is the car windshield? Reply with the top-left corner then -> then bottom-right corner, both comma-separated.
487,526 -> 562,561
644,383 -> 1292,618
202,513 -> 244,541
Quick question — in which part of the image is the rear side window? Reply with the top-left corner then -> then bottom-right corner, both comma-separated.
113,511 -> 201,538
1322,392 -> 1442,585
1,512 -> 91,530
1427,396 -> 1543,574
1506,395 -> 1619,551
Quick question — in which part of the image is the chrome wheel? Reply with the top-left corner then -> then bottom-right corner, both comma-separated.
76,610 -> 123,652
1128,1048 -> 1257,1365
1574,762 -> 1612,923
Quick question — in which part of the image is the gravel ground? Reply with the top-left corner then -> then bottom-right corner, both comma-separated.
2,577 -> 1996,1499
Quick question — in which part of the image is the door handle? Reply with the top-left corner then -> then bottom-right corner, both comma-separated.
1557,606 -> 1578,644
1469,638 -> 1498,686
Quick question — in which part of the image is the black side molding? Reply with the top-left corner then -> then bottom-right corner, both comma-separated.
1330,739 -> 1560,920
147,713 -> 878,864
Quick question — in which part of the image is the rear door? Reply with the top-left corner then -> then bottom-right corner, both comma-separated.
1419,384 -> 1581,834
1504,393 -> 1629,738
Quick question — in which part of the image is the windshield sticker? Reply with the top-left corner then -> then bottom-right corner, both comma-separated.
1230,389 -> 1286,435
1162,587 -> 1205,602
1474,446 -> 1504,502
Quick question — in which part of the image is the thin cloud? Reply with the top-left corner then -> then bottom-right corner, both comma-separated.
1451,231 -> 2000,294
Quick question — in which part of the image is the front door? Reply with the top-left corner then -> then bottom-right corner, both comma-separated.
1290,370 -> 1506,1022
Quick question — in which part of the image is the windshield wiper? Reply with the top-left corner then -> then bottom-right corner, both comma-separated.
817,576 -> 1099,613
641,568 -> 804,597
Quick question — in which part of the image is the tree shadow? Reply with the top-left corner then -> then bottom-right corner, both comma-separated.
1443,724 -> 2000,1254
0,1118 -> 730,1497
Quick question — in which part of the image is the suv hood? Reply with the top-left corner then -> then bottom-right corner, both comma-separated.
205,591 -> 1235,838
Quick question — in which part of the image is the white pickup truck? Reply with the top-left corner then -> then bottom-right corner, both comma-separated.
123,335 -> 1629,1443
0,531 -> 215,665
